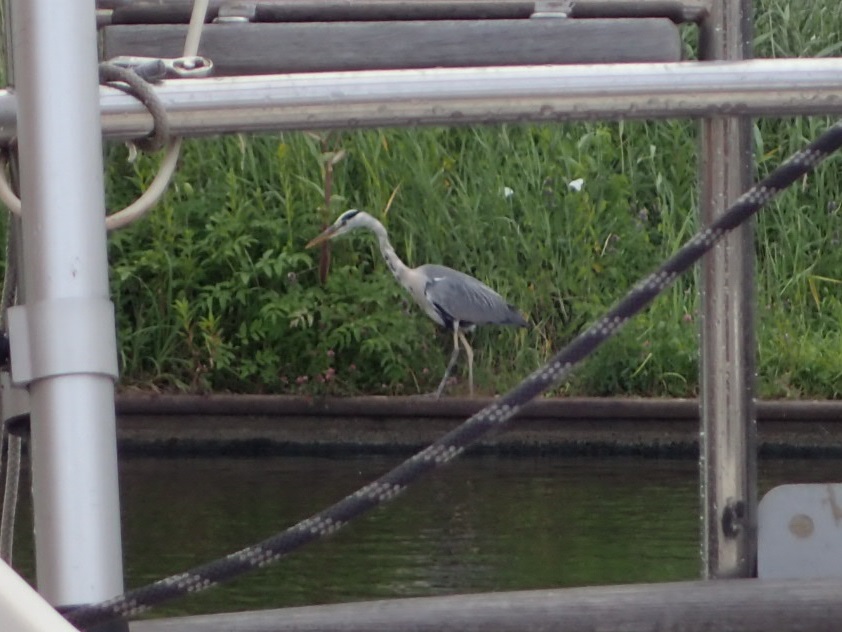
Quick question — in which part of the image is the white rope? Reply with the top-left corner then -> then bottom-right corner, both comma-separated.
0,159 -> 20,216
0,0 -> 210,230
0,197 -> 20,565
104,0 -> 208,230
182,1 -> 208,60
0,435 -> 21,564
104,138 -> 183,230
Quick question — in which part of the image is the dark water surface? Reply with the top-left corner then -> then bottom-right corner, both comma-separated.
12,453 -> 842,619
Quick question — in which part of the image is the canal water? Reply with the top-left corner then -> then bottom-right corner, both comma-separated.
10,453 -> 842,619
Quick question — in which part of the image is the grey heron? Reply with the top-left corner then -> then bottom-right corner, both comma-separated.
306,209 -> 528,397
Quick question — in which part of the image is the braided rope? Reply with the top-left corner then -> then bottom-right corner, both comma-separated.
65,120 -> 842,630
0,171 -> 22,564
0,63 -> 173,217
98,63 -> 172,153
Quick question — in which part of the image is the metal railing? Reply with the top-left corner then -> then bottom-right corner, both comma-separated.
0,58 -> 839,140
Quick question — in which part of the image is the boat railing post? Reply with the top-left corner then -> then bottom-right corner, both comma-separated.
698,0 -> 758,579
7,0 -> 127,617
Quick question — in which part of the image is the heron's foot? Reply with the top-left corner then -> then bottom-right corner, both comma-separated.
427,381 -> 451,399
409,389 -> 442,399
411,385 -> 449,400
415,390 -> 443,400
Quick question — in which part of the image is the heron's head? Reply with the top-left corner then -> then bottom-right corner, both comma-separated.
305,209 -> 371,248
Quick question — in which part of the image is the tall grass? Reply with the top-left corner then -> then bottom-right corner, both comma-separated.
39,0 -> 842,397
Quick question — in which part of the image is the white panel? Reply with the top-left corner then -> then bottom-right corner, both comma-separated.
759,484 -> 842,579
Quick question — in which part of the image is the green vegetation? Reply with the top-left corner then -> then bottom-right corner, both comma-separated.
45,3 -> 842,397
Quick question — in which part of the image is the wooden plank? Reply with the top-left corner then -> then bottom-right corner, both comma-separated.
110,395 -> 842,459
109,0 -> 535,24
248,0 -> 534,22
107,1 -> 706,24
247,0 -> 704,23
113,393 -> 842,423
129,579 -> 842,631
102,19 -> 682,75
114,393 -> 699,419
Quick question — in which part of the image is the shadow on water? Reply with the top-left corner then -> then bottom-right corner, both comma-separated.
10,450 -> 842,619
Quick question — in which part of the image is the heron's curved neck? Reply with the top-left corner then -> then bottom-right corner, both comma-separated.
367,217 -> 411,284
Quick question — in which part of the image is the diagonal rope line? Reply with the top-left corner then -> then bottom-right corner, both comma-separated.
65,119 -> 842,630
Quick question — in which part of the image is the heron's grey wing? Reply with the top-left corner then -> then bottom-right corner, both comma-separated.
420,264 -> 527,327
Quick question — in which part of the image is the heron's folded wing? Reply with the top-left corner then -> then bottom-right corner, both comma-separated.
424,270 -> 525,327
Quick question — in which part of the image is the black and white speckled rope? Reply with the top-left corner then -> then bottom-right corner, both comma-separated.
65,120 -> 842,630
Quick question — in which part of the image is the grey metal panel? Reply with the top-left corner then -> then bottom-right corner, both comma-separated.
129,579 -> 842,632
102,19 -> 683,75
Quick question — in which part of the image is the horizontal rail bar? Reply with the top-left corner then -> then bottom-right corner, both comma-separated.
0,58 -> 841,142
129,579 -> 842,632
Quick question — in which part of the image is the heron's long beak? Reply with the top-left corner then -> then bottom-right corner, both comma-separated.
305,225 -> 338,249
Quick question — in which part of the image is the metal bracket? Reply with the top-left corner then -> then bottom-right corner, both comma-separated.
721,499 -> 748,538
531,1 -> 572,18
7,298 -> 119,386
108,55 -> 214,79
216,2 -> 257,23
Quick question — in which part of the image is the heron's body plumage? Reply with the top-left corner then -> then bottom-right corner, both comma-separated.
417,264 -> 527,330
306,209 -> 528,397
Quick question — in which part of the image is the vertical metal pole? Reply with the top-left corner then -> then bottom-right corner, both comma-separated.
698,0 -> 757,578
10,0 -> 125,609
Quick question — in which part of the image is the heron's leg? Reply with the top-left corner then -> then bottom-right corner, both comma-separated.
433,323 -> 461,399
457,330 -> 474,397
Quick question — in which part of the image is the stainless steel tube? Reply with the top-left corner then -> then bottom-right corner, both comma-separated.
0,59 -> 839,143
10,0 -> 125,608
93,59 -> 842,138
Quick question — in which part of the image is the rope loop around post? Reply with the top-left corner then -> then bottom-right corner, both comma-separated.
0,63 -> 175,223
98,62 -> 172,153
0,0 -> 210,230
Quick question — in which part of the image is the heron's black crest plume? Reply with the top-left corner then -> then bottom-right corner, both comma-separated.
339,209 -> 360,223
